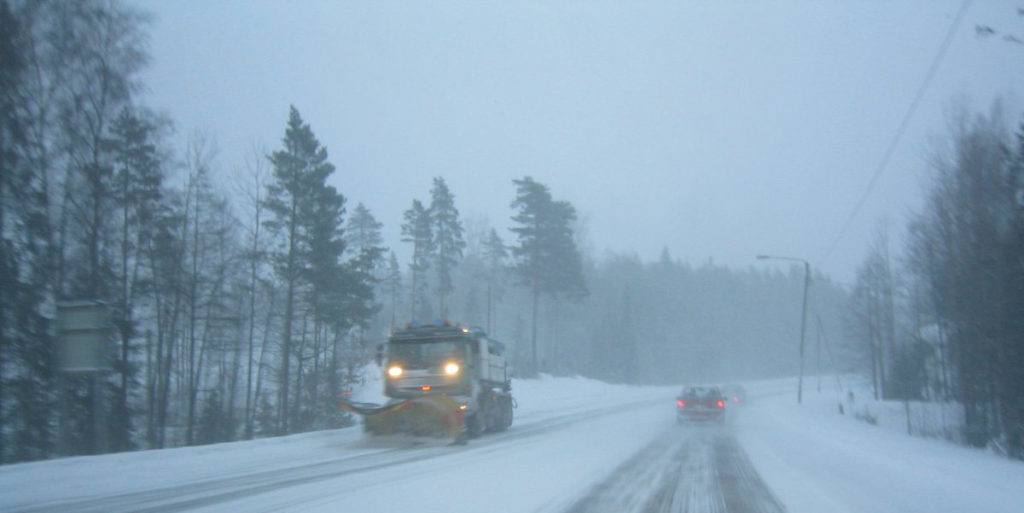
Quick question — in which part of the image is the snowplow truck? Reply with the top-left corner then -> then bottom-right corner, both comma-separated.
340,324 -> 514,443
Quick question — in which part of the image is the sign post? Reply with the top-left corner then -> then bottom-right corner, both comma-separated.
56,300 -> 112,455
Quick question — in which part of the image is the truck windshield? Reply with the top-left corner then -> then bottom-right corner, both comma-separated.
388,339 -> 465,369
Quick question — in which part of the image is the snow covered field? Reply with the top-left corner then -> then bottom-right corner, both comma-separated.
1,374 -> 1022,513
739,378 -> 1024,513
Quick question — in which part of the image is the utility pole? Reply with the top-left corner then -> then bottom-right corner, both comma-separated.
757,255 -> 811,404
798,259 -> 810,404
816,313 -> 822,392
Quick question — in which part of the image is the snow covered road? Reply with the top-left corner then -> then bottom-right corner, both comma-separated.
1,377 -> 681,513
3,375 -> 1023,513
566,427 -> 784,513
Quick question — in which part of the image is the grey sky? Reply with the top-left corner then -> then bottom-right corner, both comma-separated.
136,1 -> 1024,284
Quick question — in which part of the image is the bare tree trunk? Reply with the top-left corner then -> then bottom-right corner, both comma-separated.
292,314 -> 309,431
531,285 -> 539,373
145,329 -> 155,447
245,265 -> 257,439
227,311 -> 242,440
870,310 -> 880,401
185,173 -> 201,446
250,289 -> 276,437
409,270 -> 417,322
241,147 -> 264,440
278,193 -> 299,435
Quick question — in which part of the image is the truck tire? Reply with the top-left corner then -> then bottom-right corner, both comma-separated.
467,412 -> 484,438
481,397 -> 496,433
497,396 -> 513,431
452,430 -> 469,445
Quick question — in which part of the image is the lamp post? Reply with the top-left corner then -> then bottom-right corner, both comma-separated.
756,254 -> 810,404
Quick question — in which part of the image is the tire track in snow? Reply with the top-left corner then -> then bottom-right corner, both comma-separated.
565,426 -> 786,513
7,397 -> 663,513
714,432 -> 785,513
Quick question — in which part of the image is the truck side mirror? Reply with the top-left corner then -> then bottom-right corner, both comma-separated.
375,344 -> 383,367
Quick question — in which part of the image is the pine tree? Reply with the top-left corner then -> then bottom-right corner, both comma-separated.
429,177 -> 465,318
264,106 -> 339,434
296,160 -> 347,433
344,203 -> 386,334
345,202 -> 385,263
0,0 -> 23,463
144,183 -> 185,449
1,0 -> 152,460
56,0 -> 150,300
401,199 -> 433,322
105,106 -> 163,452
905,105 -> 1021,450
385,251 -> 402,328
340,202 -> 383,339
509,176 -> 587,372
1004,125 -> 1024,458
0,0 -> 55,463
482,228 -> 507,336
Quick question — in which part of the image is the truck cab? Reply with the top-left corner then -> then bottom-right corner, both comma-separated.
381,324 -> 513,436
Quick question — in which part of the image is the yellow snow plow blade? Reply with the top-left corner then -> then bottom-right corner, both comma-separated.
340,395 -> 464,440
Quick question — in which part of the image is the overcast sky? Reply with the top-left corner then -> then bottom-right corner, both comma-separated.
135,1 -> 1024,284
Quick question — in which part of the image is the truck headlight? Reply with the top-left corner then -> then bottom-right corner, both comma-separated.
387,366 -> 403,378
444,362 -> 460,376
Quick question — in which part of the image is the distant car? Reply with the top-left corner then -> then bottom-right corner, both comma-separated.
676,385 -> 727,423
721,384 -> 747,405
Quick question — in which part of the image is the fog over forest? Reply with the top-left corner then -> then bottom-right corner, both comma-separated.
1,0 -> 1022,465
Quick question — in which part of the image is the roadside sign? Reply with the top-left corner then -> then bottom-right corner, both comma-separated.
56,300 -> 112,373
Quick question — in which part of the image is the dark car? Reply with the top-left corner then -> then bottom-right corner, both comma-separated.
676,385 -> 727,423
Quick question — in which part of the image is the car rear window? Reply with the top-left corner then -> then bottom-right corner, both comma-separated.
681,387 -> 719,399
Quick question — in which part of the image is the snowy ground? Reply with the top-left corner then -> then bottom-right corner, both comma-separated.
739,378 -> 1024,513
1,374 -> 1022,513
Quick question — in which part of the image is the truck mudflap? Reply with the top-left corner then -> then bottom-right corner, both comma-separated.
340,395 -> 465,441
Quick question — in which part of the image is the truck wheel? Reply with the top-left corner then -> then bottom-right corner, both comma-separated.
481,398 -> 496,433
467,412 -> 484,438
452,430 -> 468,445
498,397 -> 513,431
489,397 -> 505,432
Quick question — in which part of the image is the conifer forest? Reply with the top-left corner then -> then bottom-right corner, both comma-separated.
1,0 -> 1022,463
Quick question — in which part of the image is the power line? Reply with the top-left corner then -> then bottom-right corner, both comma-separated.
817,0 -> 972,268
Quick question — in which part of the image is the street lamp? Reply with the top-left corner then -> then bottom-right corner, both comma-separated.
756,254 -> 811,404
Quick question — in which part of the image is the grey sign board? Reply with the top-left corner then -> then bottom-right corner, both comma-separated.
57,300 -> 112,373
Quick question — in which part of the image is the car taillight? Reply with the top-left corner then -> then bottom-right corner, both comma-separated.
676,400 -> 686,408
716,400 -> 725,408
733,396 -> 740,403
